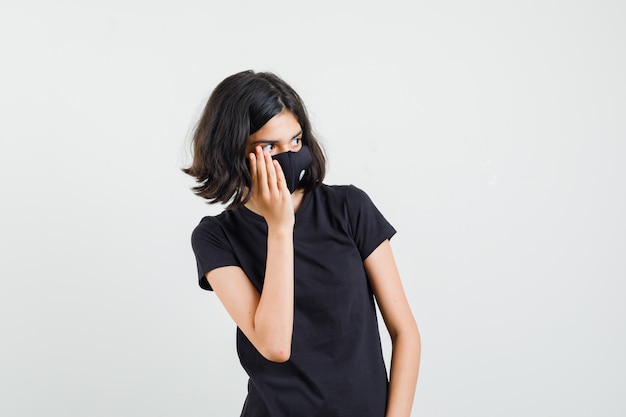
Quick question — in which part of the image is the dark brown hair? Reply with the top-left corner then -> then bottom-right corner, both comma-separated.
183,70 -> 326,208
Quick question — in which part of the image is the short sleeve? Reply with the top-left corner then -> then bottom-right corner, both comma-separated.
345,185 -> 397,260
191,217 -> 240,291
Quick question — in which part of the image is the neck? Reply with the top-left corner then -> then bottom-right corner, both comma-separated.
291,189 -> 305,212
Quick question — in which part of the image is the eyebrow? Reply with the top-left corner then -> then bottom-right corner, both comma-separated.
249,130 -> 303,145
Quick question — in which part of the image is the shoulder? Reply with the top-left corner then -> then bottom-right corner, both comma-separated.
312,184 -> 384,226
316,183 -> 372,203
192,212 -> 225,235
316,184 -> 395,258
191,212 -> 232,249
315,184 -> 377,213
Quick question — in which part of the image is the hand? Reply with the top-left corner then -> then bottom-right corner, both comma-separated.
248,146 -> 295,229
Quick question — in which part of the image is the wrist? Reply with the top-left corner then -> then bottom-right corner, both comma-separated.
266,222 -> 294,237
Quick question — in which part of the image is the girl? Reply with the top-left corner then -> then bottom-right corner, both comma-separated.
184,70 -> 420,417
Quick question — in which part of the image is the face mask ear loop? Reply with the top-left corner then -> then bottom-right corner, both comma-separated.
287,152 -> 298,192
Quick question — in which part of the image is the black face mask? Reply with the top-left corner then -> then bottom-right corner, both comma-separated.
272,145 -> 313,194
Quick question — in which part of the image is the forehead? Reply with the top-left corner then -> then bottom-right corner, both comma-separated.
248,110 -> 301,143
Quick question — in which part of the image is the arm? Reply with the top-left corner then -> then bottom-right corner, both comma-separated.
364,240 -> 421,417
207,146 -> 295,363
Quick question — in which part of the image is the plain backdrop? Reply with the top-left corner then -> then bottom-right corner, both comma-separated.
1,1 -> 625,416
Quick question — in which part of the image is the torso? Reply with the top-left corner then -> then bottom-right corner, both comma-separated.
192,184 -> 396,417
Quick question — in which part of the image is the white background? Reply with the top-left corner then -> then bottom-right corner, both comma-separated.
1,1 -> 625,416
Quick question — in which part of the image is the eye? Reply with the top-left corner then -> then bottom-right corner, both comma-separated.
290,137 -> 302,148
261,143 -> 275,152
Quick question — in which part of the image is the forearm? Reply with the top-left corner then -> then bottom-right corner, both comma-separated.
385,326 -> 421,417
253,225 -> 294,361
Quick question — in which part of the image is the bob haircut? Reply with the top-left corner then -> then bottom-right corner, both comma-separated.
183,70 -> 326,208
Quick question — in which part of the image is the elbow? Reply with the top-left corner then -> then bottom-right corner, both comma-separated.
260,345 -> 291,363
251,320 -> 293,362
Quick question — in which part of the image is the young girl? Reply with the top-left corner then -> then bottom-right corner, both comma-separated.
184,70 -> 420,417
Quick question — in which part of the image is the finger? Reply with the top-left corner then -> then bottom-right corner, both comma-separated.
248,152 -> 257,187
273,160 -> 289,192
255,146 -> 269,194
263,148 -> 278,190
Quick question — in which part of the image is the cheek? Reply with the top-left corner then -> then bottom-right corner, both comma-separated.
244,144 -> 255,155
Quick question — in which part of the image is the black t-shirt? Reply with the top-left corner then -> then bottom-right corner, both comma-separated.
191,184 -> 396,417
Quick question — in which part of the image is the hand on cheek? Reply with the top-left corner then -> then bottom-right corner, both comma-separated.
248,147 -> 294,227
